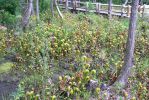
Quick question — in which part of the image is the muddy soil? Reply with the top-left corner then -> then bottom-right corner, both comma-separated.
0,58 -> 20,100
0,80 -> 18,100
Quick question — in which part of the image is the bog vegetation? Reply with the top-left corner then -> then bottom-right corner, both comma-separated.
0,0 -> 149,100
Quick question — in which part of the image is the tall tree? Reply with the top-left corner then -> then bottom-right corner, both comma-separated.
36,0 -> 40,21
108,0 -> 112,19
31,1 -> 35,15
22,0 -> 33,29
113,0 -> 139,88
50,0 -> 54,17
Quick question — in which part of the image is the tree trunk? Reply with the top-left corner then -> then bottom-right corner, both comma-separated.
50,0 -> 54,17
36,0 -> 40,21
22,0 -> 33,29
108,0 -> 112,19
113,0 -> 139,88
31,0 -> 34,15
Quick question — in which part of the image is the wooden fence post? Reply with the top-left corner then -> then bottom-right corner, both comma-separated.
96,3 -> 99,13
108,1 -> 112,19
86,2 -> 89,12
99,3 -> 101,13
141,5 -> 144,17
127,5 -> 131,17
142,4 -> 145,17
76,0 -> 78,8
96,3 -> 101,14
73,0 -> 76,10
65,0 -> 68,11
121,4 -> 125,17
138,5 -> 143,17
78,0 -> 80,8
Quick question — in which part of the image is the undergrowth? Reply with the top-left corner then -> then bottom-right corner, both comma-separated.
0,12 -> 149,99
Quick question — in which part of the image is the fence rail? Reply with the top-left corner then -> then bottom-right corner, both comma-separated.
58,0 -> 149,18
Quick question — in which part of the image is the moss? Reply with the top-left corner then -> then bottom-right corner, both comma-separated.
0,62 -> 13,74
0,30 -> 6,40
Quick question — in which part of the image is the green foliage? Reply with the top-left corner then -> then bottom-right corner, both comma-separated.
0,0 -> 19,15
0,30 -> 7,57
0,11 -> 17,28
143,0 -> 149,4
0,62 -> 13,74
40,0 -> 51,12
0,0 -> 19,28
87,1 -> 95,10
57,58 -> 98,99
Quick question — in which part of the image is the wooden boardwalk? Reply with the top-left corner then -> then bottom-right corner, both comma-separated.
58,0 -> 149,18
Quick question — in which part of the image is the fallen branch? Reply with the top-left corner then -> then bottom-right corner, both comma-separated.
54,0 -> 64,19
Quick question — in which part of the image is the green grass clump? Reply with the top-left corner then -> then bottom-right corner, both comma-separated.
0,62 -> 13,74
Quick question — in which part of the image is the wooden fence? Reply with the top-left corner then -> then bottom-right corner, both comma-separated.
58,0 -> 149,18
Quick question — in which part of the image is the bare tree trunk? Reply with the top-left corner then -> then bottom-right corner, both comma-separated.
31,0 -> 34,15
22,0 -> 33,29
36,0 -> 40,21
50,0 -> 54,17
108,0 -> 112,19
112,0 -> 139,88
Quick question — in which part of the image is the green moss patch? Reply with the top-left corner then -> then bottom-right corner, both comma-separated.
0,62 -> 13,74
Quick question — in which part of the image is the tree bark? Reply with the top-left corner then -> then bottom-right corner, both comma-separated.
22,0 -> 33,29
108,0 -> 112,19
31,2 -> 34,15
36,0 -> 40,21
50,0 -> 54,17
112,0 -> 139,88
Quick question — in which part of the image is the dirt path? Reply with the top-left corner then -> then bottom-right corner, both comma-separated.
0,58 -> 20,100
0,81 -> 19,100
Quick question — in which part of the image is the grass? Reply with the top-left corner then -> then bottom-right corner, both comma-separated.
0,62 -> 13,74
